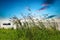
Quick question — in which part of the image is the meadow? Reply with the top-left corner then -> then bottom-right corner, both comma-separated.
0,27 -> 60,40
0,15 -> 60,40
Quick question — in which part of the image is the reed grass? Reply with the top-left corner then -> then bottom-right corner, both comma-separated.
0,13 -> 60,40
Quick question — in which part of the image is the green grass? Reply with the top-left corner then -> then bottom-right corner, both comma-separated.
0,27 -> 60,40
0,29 -> 18,40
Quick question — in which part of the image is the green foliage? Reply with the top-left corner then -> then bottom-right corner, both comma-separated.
0,29 -> 18,40
0,16 -> 60,40
0,27 -> 60,40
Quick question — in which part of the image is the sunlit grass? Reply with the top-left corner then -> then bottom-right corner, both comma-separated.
0,26 -> 60,40
0,15 -> 60,40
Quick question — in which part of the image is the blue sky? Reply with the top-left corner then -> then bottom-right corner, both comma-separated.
0,0 -> 60,19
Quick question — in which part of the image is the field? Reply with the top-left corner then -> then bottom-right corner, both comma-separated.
0,16 -> 60,40
0,27 -> 60,40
